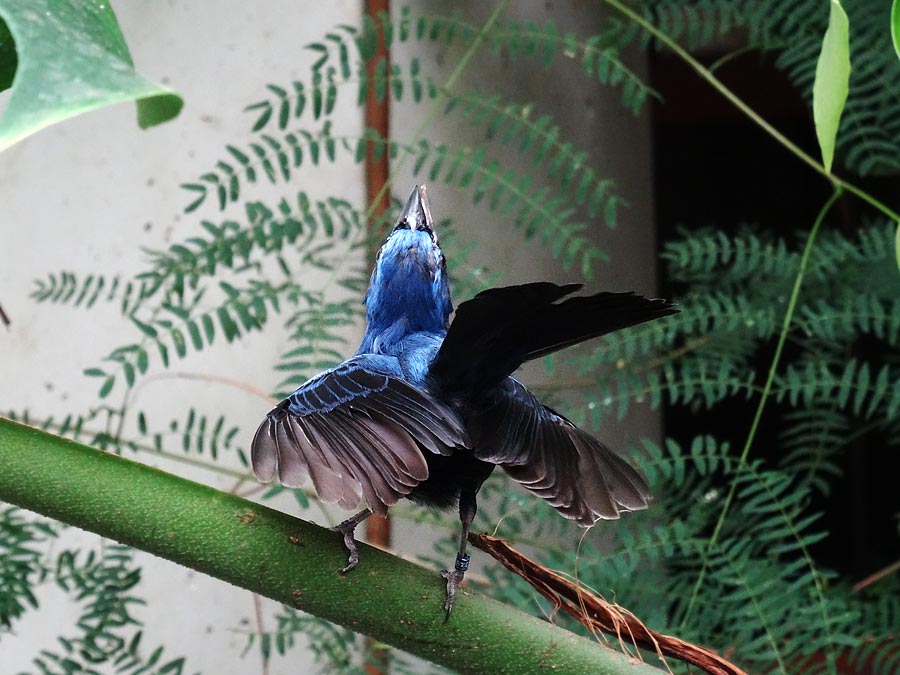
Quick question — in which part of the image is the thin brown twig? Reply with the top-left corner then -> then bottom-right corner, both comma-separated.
470,532 -> 749,675
228,475 -> 249,496
853,558 -> 900,593
128,371 -> 277,405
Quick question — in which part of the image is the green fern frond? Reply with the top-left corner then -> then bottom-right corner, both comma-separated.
227,87 -> 628,234
640,0 -> 747,51
584,352 -> 757,422
275,298 -> 360,395
555,469 -> 842,671
600,350 -> 900,430
31,273 -> 147,314
640,434 -> 736,486
136,409 -> 245,465
0,507 -> 56,630
445,91 -> 625,225
53,545 -> 144,664
245,67 -> 340,133
773,359 -> 900,419
847,594 -> 900,675
90,279 -> 300,399
439,222 -> 502,301
379,7 -> 657,111
796,295 -> 900,346
146,191 -> 365,300
111,631 -> 192,675
628,433 -> 846,670
29,628 -> 192,675
664,222 -> 899,304
778,407 -> 848,494
246,58 -> 438,134
591,290 -> 777,366
663,227 -> 794,286
403,136 -> 609,276
181,121 -> 338,213
244,608 -> 358,671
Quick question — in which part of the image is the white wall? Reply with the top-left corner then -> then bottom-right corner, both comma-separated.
2,2 -> 363,673
1,1 -> 656,672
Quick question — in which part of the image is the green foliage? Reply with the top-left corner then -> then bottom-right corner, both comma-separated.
241,608 -> 448,675
642,0 -> 900,176
6,2 -> 900,674
1,508 -> 190,674
31,631 -> 191,675
546,217 -> 898,673
0,507 -> 53,630
181,6 -> 651,279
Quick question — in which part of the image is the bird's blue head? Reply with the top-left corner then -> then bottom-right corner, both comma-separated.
359,185 -> 452,353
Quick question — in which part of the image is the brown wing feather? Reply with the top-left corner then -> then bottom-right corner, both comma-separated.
472,379 -> 651,525
251,358 -> 468,515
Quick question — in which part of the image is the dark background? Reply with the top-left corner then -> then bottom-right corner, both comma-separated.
650,49 -> 900,581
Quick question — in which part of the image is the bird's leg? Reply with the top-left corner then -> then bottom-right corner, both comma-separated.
442,491 -> 477,620
333,508 -> 372,573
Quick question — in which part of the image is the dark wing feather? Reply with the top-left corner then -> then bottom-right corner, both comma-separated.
470,378 -> 651,525
251,355 -> 468,515
431,282 -> 678,395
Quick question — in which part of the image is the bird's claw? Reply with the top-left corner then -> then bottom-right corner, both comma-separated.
340,551 -> 359,574
441,569 -> 465,620
333,519 -> 362,574
338,529 -> 360,573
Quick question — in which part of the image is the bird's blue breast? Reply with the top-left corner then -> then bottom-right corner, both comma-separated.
358,228 -> 452,359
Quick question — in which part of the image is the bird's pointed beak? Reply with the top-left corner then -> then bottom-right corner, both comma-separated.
397,185 -> 434,233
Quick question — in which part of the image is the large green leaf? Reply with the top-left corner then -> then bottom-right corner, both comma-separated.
892,0 -> 900,61
0,17 -> 14,91
812,0 -> 850,174
896,220 -> 900,272
0,0 -> 183,152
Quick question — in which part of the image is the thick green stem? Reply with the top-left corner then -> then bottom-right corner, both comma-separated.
0,418 -> 661,675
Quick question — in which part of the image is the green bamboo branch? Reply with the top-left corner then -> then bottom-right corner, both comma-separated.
0,417 -> 663,675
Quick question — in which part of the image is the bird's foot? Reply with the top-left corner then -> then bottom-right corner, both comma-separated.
440,569 -> 465,619
441,553 -> 470,620
333,513 -> 367,573
338,536 -> 359,573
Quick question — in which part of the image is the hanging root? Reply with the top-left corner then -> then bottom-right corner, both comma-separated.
469,532 -> 749,675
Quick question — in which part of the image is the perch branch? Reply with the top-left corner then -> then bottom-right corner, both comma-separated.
0,418 -> 662,675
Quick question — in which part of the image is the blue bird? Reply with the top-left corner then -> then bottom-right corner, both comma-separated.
251,185 -> 678,616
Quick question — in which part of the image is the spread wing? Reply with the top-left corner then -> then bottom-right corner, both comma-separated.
251,355 -> 469,515
431,283 -> 679,395
470,379 -> 650,525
